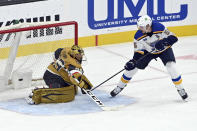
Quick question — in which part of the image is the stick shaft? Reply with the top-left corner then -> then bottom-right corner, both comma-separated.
91,51 -> 153,91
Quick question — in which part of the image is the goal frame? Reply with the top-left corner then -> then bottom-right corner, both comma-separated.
0,21 -> 78,89
0,21 -> 78,45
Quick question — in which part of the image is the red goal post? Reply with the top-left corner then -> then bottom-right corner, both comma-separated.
0,21 -> 78,45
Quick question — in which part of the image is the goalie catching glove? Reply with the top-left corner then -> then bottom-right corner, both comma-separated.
69,70 -> 93,90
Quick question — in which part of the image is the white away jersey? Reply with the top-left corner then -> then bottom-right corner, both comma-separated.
134,22 -> 174,54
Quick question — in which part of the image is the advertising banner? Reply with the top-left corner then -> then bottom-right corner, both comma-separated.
0,0 -> 196,47
88,0 -> 188,29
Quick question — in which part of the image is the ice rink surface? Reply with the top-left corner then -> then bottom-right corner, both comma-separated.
0,36 -> 197,131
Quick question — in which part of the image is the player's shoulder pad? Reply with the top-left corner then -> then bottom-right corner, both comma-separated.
54,48 -> 63,60
152,22 -> 165,34
134,30 -> 147,41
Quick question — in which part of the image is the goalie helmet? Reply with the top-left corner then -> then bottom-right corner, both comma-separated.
69,45 -> 85,63
137,15 -> 152,33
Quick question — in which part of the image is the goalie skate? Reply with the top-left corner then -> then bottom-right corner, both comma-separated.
25,92 -> 35,105
110,86 -> 124,97
177,88 -> 188,100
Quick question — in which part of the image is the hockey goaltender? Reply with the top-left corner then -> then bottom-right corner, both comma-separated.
26,45 -> 93,105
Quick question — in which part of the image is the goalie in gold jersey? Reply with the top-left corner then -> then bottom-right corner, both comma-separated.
26,45 -> 93,105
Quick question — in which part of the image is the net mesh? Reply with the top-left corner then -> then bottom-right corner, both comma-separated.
0,21 -> 78,82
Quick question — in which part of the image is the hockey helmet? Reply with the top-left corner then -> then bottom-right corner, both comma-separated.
137,15 -> 152,33
69,45 -> 84,62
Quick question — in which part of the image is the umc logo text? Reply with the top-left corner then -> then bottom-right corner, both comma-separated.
88,0 -> 188,29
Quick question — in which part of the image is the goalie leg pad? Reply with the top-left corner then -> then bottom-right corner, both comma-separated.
32,85 -> 75,104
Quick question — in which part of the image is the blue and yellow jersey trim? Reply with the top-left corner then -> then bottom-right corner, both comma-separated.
172,75 -> 183,85
153,31 -> 163,34
151,45 -> 171,54
134,22 -> 165,41
134,30 -> 146,41
135,49 -> 146,55
135,50 -> 145,55
136,34 -> 147,41
152,22 -> 165,33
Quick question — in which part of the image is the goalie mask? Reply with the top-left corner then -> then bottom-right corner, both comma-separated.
69,45 -> 86,63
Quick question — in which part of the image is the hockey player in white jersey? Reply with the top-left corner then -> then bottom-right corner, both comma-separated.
110,15 -> 188,100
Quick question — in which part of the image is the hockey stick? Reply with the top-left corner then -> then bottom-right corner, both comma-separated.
91,50 -> 154,91
91,69 -> 125,91
81,88 -> 120,111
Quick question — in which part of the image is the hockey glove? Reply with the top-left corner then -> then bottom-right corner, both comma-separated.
162,35 -> 178,46
124,59 -> 136,71
154,40 -> 165,51
69,72 -> 93,90
78,75 -> 93,90
155,35 -> 178,51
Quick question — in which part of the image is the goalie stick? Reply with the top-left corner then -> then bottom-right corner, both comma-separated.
81,88 -> 122,111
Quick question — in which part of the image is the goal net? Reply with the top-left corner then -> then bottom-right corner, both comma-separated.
0,21 -> 78,90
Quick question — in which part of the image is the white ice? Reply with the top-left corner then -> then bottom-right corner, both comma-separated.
0,36 -> 197,131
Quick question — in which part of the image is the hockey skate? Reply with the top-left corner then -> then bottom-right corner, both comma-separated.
25,91 -> 35,105
25,87 -> 39,105
177,88 -> 188,100
110,86 -> 124,97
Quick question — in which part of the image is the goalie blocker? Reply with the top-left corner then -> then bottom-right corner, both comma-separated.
26,45 -> 93,105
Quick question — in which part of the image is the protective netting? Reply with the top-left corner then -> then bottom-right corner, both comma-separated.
0,21 -> 78,82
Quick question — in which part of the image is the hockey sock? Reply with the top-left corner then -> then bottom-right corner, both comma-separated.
118,68 -> 138,88
165,62 -> 183,89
